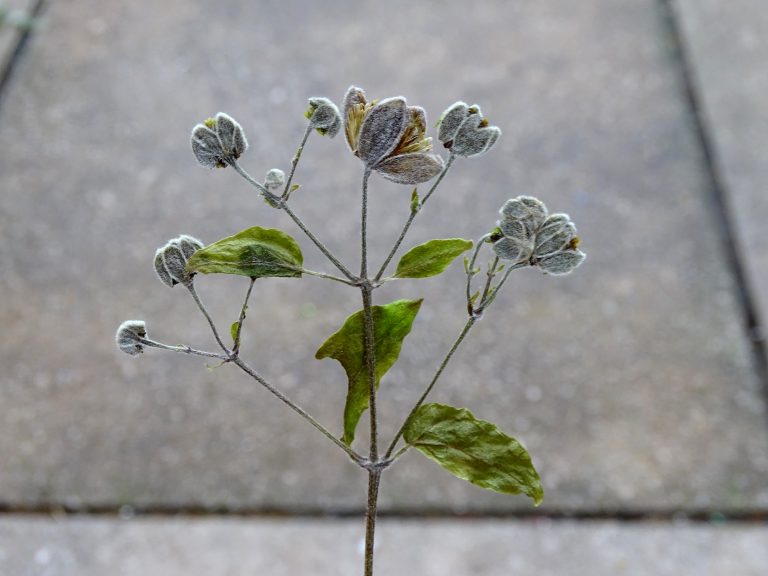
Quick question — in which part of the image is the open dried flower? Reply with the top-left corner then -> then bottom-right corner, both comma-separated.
492,196 -> 585,275
191,112 -> 248,168
343,86 -> 444,185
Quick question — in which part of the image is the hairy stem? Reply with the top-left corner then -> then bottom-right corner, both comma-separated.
232,278 -> 256,355
230,159 -> 357,282
364,470 -> 381,576
374,153 -> 455,281
301,268 -> 359,286
385,316 -> 477,459
232,356 -> 364,465
140,338 -> 230,360
186,284 -> 230,354
466,234 -> 491,314
281,124 -> 313,200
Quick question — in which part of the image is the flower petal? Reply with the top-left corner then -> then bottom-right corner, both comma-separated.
215,113 -> 248,158
437,101 -> 469,143
357,97 -> 408,167
453,114 -> 501,157
375,153 -> 445,185
500,196 -> 548,233
492,237 -> 533,263
343,86 -> 367,152
538,249 -> 586,275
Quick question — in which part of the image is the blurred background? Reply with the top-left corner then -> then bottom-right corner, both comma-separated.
1,0 -> 767,574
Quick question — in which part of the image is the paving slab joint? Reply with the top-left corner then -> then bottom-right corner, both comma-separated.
661,0 -> 768,413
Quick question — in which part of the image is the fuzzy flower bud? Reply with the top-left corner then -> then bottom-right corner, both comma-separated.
154,235 -> 204,287
115,320 -> 147,356
190,112 -> 248,168
492,196 -> 586,275
452,110 -> 501,157
264,168 -> 286,193
305,97 -> 342,137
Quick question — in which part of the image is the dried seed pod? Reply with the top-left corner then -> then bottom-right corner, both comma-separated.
115,320 -> 147,356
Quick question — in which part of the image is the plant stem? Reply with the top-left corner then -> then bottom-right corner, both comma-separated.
232,278 -> 256,355
232,356 -> 364,465
301,268 -> 359,286
282,124 -> 313,200
364,470 -> 381,576
359,167 -> 381,576
385,316 -> 477,459
139,338 -> 230,360
373,153 -> 455,282
186,284 -> 230,354
466,234 -> 491,313
230,159 -> 357,282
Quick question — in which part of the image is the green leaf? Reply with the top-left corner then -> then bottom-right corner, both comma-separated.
394,238 -> 473,279
187,226 -> 303,279
315,299 -> 423,445
230,321 -> 240,343
403,403 -> 543,505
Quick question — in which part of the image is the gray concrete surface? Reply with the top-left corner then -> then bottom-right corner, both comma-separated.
673,0 -> 768,333
0,0 -> 767,514
1,516 -> 767,576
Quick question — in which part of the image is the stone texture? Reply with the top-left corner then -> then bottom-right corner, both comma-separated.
673,0 -> 768,336
0,0 -> 767,512
1,516 -> 767,576
0,0 -> 36,73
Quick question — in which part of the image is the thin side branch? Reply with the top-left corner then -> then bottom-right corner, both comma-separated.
232,356 -> 365,466
139,338 -> 230,360
281,123 -> 313,201
232,278 -> 256,355
373,153 -> 456,282
186,284 -> 230,354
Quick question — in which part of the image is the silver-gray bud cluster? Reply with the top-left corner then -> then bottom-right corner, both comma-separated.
492,196 -> 586,275
115,320 -> 147,356
154,235 -> 204,287
191,113 -> 248,168
437,102 -> 500,157
305,97 -> 342,137
264,168 -> 286,193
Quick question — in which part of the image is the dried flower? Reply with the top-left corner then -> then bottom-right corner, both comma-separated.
305,97 -> 342,137
191,112 -> 248,168
492,196 -> 585,275
154,235 -> 204,287
343,86 -> 444,185
437,102 -> 500,157
115,320 -> 147,356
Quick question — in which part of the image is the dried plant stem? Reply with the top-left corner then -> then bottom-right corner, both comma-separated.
186,284 -> 230,354
374,153 -> 455,282
232,356 -> 364,465
186,279 -> 364,465
385,315 -> 477,459
232,278 -> 256,355
231,159 -> 357,282
281,123 -> 313,200
360,167 -> 381,576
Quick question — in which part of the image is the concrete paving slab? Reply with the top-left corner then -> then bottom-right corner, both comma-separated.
672,0 -> 768,338
0,516 -> 767,576
0,1 -> 36,72
1,0 -> 767,512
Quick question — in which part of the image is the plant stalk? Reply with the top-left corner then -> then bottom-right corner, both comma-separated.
364,470 -> 382,576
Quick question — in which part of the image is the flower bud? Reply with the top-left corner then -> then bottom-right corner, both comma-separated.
305,97 -> 342,137
534,214 -> 576,258
115,320 -> 147,356
500,196 -> 548,235
154,235 -> 204,287
452,113 -> 501,157
264,168 -> 286,193
190,112 -> 248,168
437,101 -> 469,144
